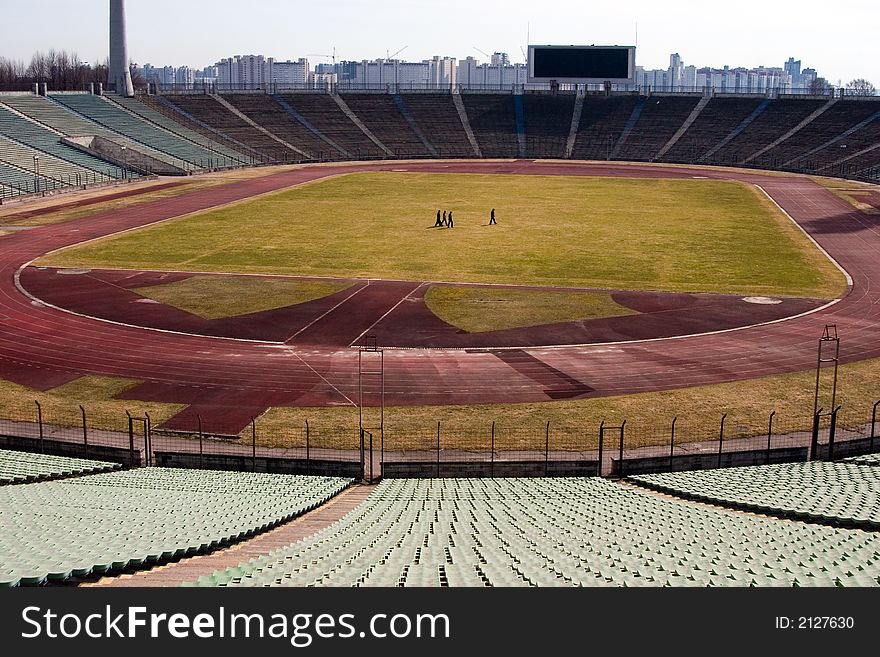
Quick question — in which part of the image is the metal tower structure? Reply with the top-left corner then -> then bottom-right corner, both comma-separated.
109,0 -> 134,97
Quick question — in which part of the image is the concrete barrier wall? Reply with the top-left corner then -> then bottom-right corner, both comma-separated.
153,451 -> 362,477
612,446 -> 809,476
382,460 -> 599,478
815,437 -> 879,460
0,434 -> 141,466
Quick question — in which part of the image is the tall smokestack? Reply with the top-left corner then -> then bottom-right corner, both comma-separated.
109,0 -> 134,96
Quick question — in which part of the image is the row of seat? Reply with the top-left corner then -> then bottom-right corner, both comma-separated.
191,477 -> 880,588
631,461 -> 880,529
843,452 -> 880,467
0,467 -> 352,587
0,448 -> 119,485
153,93 -> 879,181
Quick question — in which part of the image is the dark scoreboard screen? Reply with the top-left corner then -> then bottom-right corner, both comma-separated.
529,46 -> 635,82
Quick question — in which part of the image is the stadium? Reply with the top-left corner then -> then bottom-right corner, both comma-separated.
0,0 -> 879,597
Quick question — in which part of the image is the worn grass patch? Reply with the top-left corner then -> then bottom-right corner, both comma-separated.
250,358 -> 880,450
134,275 -> 352,319
425,285 -> 637,332
0,376 -> 183,432
40,172 -> 845,298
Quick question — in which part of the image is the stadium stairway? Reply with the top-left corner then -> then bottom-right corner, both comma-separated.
89,484 -> 374,587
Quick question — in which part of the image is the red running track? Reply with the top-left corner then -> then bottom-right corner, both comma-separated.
1,161 -> 878,431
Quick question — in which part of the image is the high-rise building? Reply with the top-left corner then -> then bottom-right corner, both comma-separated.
668,53 -> 683,88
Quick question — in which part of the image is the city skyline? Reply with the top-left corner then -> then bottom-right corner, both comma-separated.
0,1 -> 876,86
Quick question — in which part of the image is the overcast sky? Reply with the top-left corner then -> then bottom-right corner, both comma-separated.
2,0 -> 876,84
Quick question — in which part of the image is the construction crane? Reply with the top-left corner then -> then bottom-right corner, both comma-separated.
306,46 -> 337,65
473,46 -> 491,60
386,46 -> 407,60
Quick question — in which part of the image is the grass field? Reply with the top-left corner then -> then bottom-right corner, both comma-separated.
40,172 -> 846,298
425,285 -> 637,333
134,276 -> 351,319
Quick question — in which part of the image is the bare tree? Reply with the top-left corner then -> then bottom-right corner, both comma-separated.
844,78 -> 876,96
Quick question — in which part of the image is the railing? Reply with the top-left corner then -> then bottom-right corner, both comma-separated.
1,400 -> 876,481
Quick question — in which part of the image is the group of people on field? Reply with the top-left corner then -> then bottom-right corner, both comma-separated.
433,208 -> 497,228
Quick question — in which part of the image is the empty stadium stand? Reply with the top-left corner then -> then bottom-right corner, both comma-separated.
108,94 -> 249,166
3,89 -> 878,196
570,95 -> 640,161
631,461 -> 880,529
397,93 -> 475,157
161,94 -> 295,160
615,94 -> 701,161
195,478 -> 880,587
0,448 -> 119,485
51,93 -> 232,170
137,94 -> 266,162
461,93 -> 519,158
1,94 -> 183,173
752,99 -> 880,170
522,93 -> 576,159
709,97 -> 828,164
662,96 -> 766,163
223,93 -> 343,160
0,97 -> 134,180
340,93 -> 432,158
277,93 -> 386,158
0,468 -> 351,587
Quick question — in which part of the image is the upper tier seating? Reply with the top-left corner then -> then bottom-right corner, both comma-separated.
753,100 -> 880,169
0,98 -> 134,178
52,94 -> 229,170
397,94 -> 474,157
461,94 -> 519,158
709,98 -> 827,164
224,94 -> 344,160
110,95 -> 248,166
571,95 -> 640,161
162,94 -> 294,160
522,93 -> 575,159
340,93 -> 431,158
662,97 -> 765,163
615,95 -> 701,162
2,94 -> 184,172
277,94 -> 386,158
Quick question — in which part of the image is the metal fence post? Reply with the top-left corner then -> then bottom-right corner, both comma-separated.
490,421 -> 495,478
669,417 -> 677,471
618,420 -> 626,477
766,411 -> 776,465
251,418 -> 257,472
79,405 -> 88,459
827,406 -> 841,461
810,408 -> 823,461
871,401 -> 879,453
125,410 -> 134,466
597,421 -> 605,477
369,431 -> 373,483
359,428 -> 365,481
305,420 -> 311,476
144,412 -> 151,467
717,413 -> 727,469
197,415 -> 203,470
544,421 -> 550,476
35,401 -> 44,454
436,421 -> 441,478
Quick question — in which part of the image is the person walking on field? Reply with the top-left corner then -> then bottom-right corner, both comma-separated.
489,208 -> 496,225
442,210 -> 447,227
435,209 -> 443,227
448,211 -> 454,228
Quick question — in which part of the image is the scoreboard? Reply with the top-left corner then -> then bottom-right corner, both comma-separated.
528,45 -> 636,84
